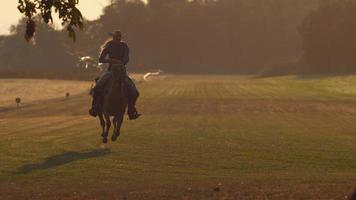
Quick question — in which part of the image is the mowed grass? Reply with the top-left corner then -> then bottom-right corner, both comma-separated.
0,75 -> 356,200
0,79 -> 92,108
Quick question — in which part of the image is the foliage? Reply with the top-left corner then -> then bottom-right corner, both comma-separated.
299,0 -> 356,73
76,0 -> 318,73
17,0 -> 84,42
2,0 -> 326,73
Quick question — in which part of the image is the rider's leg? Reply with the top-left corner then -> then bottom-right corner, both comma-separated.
93,71 -> 112,93
125,76 -> 140,120
89,72 -> 112,117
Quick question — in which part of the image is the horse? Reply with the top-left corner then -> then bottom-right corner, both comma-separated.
97,64 -> 128,144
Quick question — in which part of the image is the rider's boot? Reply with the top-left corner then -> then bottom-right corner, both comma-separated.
128,104 -> 141,120
89,91 -> 99,117
127,88 -> 141,120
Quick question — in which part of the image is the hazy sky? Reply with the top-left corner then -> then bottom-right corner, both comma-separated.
0,0 -> 113,35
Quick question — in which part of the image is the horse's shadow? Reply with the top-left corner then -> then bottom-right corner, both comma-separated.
16,149 -> 110,174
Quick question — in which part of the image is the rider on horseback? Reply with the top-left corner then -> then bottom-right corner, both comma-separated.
89,30 -> 141,120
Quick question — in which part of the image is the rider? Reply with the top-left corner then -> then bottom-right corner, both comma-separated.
89,30 -> 141,120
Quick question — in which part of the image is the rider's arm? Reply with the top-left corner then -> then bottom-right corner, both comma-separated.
99,48 -> 121,64
122,43 -> 130,65
99,46 -> 110,64
99,45 -> 122,65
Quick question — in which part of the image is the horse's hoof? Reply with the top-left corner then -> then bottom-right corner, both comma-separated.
112,133 -> 120,142
103,137 -> 108,144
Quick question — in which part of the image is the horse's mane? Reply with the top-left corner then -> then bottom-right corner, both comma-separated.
104,65 -> 126,103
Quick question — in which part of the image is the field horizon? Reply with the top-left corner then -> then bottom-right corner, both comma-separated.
1,75 -> 356,200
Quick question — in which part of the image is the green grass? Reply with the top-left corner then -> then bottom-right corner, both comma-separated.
1,75 -> 356,199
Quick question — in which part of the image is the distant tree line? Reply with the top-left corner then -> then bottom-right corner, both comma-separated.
78,0 -> 318,73
0,18 -> 77,70
299,0 -> 356,74
2,0 -> 356,74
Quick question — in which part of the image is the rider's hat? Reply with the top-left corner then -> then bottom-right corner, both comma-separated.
109,30 -> 122,37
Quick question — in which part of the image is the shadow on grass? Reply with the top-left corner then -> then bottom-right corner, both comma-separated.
16,149 -> 110,174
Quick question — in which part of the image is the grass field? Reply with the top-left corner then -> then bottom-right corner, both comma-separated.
0,75 -> 356,200
0,79 -> 92,108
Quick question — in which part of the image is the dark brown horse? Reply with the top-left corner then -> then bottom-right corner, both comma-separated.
98,64 -> 128,143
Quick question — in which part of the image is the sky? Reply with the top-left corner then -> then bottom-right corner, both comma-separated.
0,0 -> 113,35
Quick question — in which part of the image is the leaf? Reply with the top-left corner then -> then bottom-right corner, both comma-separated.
18,0 -> 84,42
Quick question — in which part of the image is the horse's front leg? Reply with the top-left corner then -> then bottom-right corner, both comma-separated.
103,114 -> 111,144
112,116 -> 118,141
98,114 -> 106,137
112,114 -> 124,142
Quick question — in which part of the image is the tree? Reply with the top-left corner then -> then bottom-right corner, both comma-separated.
4,0 -> 323,73
17,0 -> 84,42
299,0 -> 356,73
76,0 -> 319,73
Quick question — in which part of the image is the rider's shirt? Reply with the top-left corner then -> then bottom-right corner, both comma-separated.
99,40 -> 130,66
95,40 -> 130,92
